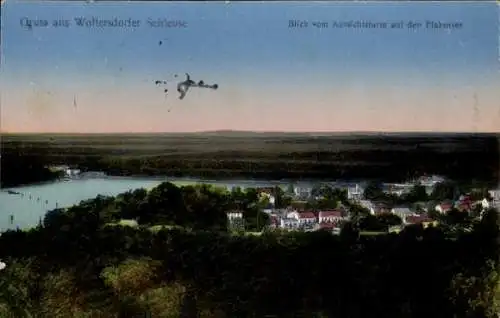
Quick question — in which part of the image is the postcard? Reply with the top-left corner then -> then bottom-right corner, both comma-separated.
1,1 -> 500,229
1,1 -> 500,316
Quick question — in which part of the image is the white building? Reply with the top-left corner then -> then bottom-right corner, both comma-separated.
418,175 -> 446,187
65,168 -> 81,177
227,212 -> 245,231
435,202 -> 453,214
286,210 -> 300,219
287,211 -> 317,224
294,186 -> 312,198
391,207 -> 416,223
481,198 -> 490,210
347,184 -> 363,201
488,189 -> 500,206
297,212 -> 317,224
227,212 -> 243,220
383,183 -> 413,196
318,210 -> 344,223
280,218 -> 299,229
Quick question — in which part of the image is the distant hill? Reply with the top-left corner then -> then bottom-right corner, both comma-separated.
2,130 -> 499,139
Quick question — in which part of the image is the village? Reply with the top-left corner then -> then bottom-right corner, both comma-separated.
227,175 -> 500,234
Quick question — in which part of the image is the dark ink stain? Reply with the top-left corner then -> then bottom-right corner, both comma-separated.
176,73 -> 218,100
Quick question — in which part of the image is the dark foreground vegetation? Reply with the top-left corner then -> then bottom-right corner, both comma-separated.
2,132 -> 499,184
0,145 -> 61,188
1,182 -> 500,317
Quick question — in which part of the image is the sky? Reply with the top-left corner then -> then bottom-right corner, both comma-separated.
1,1 -> 499,133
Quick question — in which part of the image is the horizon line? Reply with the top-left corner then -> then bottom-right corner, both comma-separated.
2,130 -> 500,135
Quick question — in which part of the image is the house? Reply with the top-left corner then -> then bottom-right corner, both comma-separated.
405,215 -> 436,227
418,175 -> 446,187
285,210 -> 317,224
405,214 -> 431,224
488,189 -> 500,199
347,184 -> 363,201
280,218 -> 299,229
435,201 -> 454,214
481,198 -> 490,210
297,212 -> 317,224
294,186 -> 312,199
286,210 -> 300,219
227,211 -> 243,220
318,210 -> 345,223
227,211 -> 245,231
382,183 -> 412,196
391,206 -> 416,222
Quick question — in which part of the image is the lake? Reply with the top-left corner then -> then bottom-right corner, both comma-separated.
0,176 -> 313,231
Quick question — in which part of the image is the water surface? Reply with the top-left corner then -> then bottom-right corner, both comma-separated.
0,176 -> 310,231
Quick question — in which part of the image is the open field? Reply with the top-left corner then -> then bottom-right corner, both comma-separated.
2,132 -> 499,183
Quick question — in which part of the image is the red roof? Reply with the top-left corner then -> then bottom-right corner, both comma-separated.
319,210 -> 343,218
406,215 -> 433,224
319,222 -> 336,229
440,203 -> 453,211
298,212 -> 316,219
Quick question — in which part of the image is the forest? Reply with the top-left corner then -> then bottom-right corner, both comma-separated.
0,181 -> 499,317
2,132 -> 499,184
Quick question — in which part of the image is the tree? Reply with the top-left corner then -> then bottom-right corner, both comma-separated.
0,258 -> 39,317
340,221 -> 360,242
431,182 -> 457,201
358,215 -> 386,232
39,269 -> 86,316
273,186 -> 287,208
469,188 -> 492,202
404,183 -> 428,203
363,181 -> 384,200
346,203 -> 371,222
101,258 -> 161,297
441,209 -> 471,227
138,283 -> 188,317
376,213 -> 403,228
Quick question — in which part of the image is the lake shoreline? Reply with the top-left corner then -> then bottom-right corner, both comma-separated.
2,172 -> 368,191
0,174 -> 348,231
